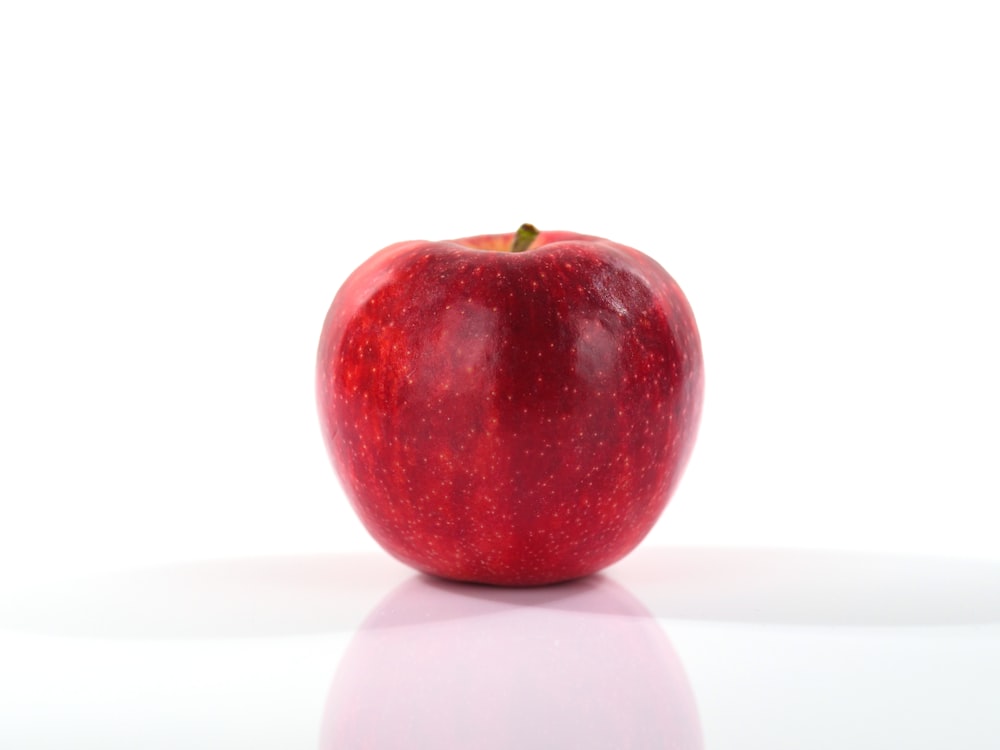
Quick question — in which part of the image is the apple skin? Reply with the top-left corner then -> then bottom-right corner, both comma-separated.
316,228 -> 703,586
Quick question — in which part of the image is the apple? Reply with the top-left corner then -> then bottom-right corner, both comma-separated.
316,225 -> 703,585
320,574 -> 703,750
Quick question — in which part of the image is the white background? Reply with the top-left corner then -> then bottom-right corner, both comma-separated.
2,0 -> 999,589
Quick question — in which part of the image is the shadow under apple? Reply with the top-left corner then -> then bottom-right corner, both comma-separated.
608,546 -> 1000,627
3,546 -> 997,639
0,554 -> 412,638
320,574 -> 702,750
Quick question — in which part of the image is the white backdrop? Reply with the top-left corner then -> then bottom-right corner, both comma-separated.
2,0 -> 998,590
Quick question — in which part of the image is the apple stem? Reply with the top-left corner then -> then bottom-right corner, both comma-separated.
511,223 -> 540,253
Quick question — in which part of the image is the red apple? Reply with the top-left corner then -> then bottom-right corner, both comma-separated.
316,225 -> 703,585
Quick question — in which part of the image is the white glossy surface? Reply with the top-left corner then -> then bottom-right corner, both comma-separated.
2,547 -> 997,749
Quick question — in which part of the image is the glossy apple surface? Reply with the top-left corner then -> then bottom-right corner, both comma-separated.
316,227 -> 703,585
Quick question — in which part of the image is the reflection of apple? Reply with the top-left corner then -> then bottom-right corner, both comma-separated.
320,575 -> 703,749
316,225 -> 703,585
